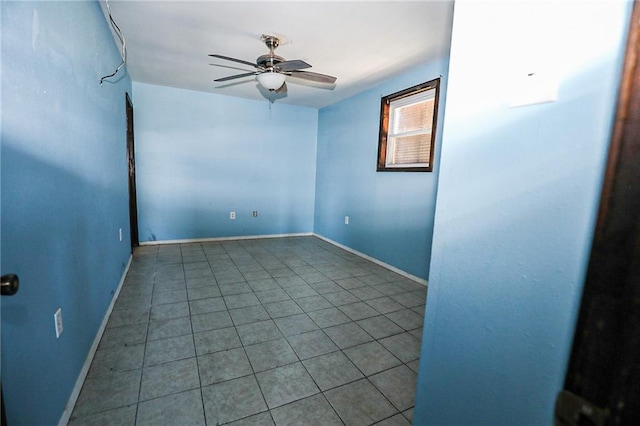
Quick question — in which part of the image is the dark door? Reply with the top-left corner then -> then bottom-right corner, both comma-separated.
126,93 -> 139,249
2,386 -> 6,426
1,274 -> 20,426
555,3 -> 640,425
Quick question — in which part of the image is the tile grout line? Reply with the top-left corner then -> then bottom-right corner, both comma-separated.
134,245 -> 159,425
183,242 -> 208,425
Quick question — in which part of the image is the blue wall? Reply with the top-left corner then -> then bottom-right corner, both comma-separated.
415,1 -> 632,424
132,83 -> 318,242
1,2 -> 132,424
314,60 -> 449,280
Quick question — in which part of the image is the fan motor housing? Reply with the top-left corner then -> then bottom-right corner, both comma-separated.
257,54 -> 285,70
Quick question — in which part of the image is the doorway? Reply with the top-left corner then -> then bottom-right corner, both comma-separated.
557,2 -> 640,424
126,93 -> 139,249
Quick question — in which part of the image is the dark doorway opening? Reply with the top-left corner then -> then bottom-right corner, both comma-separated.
126,93 -> 139,249
556,3 -> 640,425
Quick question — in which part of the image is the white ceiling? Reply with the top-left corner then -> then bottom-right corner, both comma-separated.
100,1 -> 454,109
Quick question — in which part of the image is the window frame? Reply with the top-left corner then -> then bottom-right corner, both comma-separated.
376,78 -> 441,172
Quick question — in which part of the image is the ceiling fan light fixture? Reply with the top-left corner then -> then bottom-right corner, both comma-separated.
257,71 -> 286,90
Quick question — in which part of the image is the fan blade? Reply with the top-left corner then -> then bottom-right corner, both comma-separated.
209,54 -> 258,69
275,81 -> 288,94
289,70 -> 337,84
276,60 -> 311,72
214,72 -> 257,82
209,63 -> 255,72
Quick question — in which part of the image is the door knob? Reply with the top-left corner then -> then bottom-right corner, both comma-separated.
1,274 -> 19,296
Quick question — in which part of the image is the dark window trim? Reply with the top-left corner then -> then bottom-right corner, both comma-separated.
377,78 -> 441,172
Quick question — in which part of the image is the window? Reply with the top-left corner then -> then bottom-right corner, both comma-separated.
377,78 -> 440,172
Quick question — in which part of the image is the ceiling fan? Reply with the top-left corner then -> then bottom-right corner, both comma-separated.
209,34 -> 337,94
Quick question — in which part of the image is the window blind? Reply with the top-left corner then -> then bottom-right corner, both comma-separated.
387,89 -> 435,166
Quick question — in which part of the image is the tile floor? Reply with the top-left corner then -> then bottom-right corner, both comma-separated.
69,236 -> 427,425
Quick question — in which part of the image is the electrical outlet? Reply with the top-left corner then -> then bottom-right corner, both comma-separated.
54,308 -> 63,338
230,211 -> 236,220
119,228 -> 122,241
253,211 -> 258,217
345,216 -> 350,225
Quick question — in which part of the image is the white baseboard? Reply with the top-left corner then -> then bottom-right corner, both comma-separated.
139,232 -> 314,246
59,254 -> 133,426
312,233 -> 428,287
